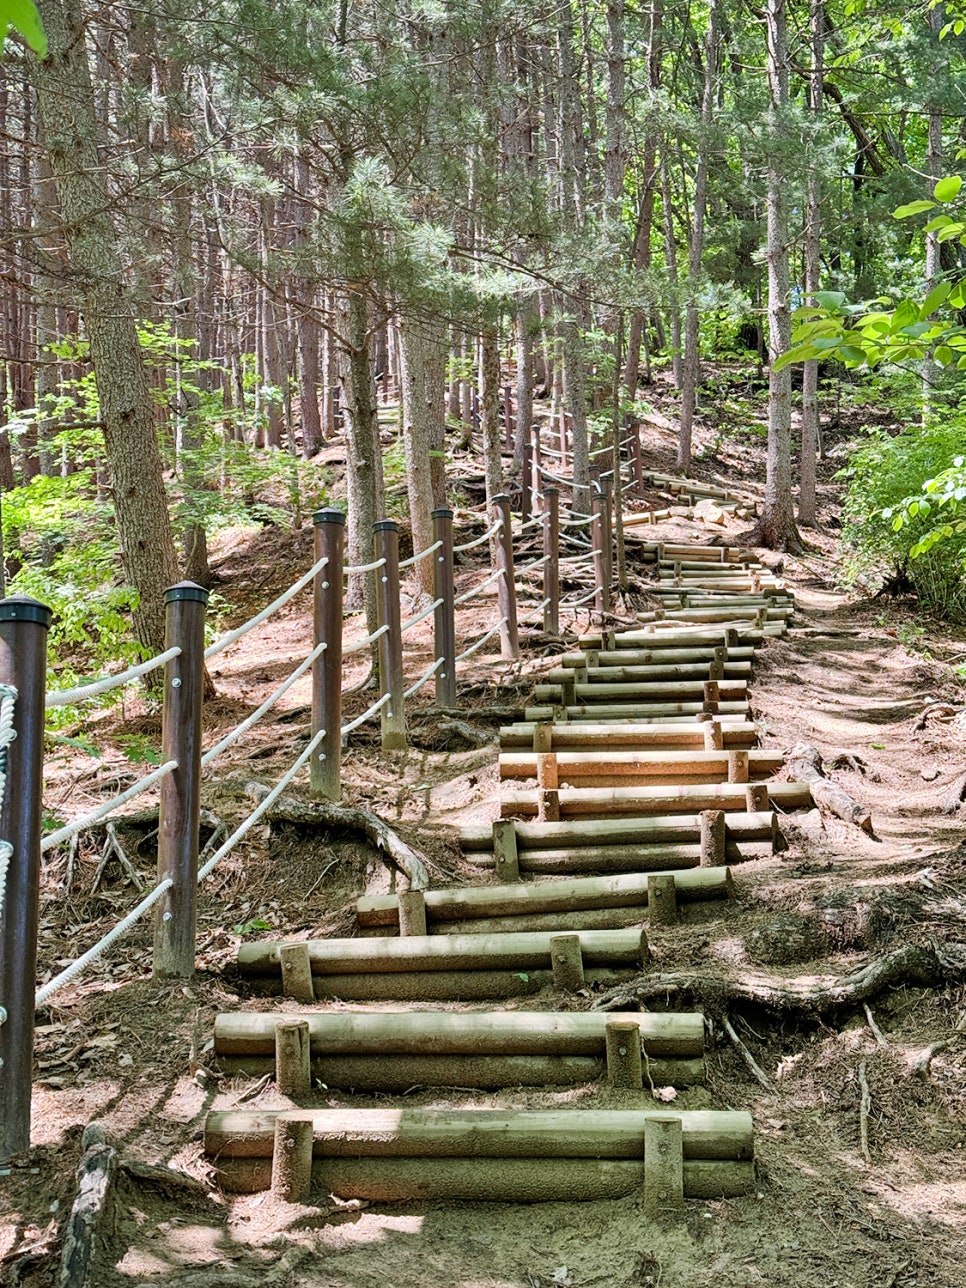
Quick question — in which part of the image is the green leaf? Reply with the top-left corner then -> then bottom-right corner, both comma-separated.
949,282 -> 966,308
893,200 -> 937,219
871,743 -> 885,750
934,175 -> 963,203
891,300 -> 920,331
813,291 -> 848,310
936,345 -> 954,366
924,215 -> 954,232
0,0 -> 47,55
921,281 -> 952,318
839,344 -> 868,364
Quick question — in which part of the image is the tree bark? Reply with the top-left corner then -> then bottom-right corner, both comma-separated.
33,0 -> 180,656
399,314 -> 443,593
798,0 -> 824,527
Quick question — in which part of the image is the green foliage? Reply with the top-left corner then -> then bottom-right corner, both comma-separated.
837,421 -> 966,620
0,0 -> 45,55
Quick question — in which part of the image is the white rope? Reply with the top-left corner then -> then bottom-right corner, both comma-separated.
399,540 -> 443,569
343,557 -> 386,576
559,550 -> 595,565
515,557 -> 548,581
46,648 -> 181,709
201,642 -> 327,768
204,554 -> 329,660
453,567 -> 506,606
562,586 -> 600,608
342,692 -> 391,736
519,515 -> 544,531
453,520 -> 502,553
560,514 -> 593,528
198,726 -> 328,881
0,685 -> 17,919
454,617 -> 508,663
35,877 -> 175,1005
343,623 -> 389,655
400,597 -> 443,634
536,463 -> 572,488
520,597 -> 552,624
41,761 -> 179,853
404,657 -> 444,698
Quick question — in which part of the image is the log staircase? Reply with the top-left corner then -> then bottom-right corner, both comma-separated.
202,530 -> 801,1212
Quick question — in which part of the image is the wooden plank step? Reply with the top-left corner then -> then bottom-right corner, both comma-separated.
499,781 -> 809,819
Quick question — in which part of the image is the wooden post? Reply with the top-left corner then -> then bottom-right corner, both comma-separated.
493,494 -> 520,659
591,485 -> 609,618
601,476 -> 614,593
605,1019 -> 644,1089
550,933 -> 585,991
531,424 -> 541,513
492,819 -> 520,882
521,434 -> 532,524
272,1117 -> 313,1202
703,680 -> 720,714
311,509 -> 345,800
503,383 -> 513,449
275,1020 -> 311,1096
154,582 -> 208,980
725,627 -> 740,650
537,752 -> 560,822
643,1114 -> 684,1213
728,751 -> 750,783
647,874 -> 678,926
398,889 -> 428,937
279,942 -> 315,1003
373,521 -> 406,751
0,595 -> 50,1162
543,486 -> 560,636
699,810 -> 726,866
533,721 -> 553,753
746,783 -> 769,812
432,508 -> 457,707
632,423 -> 644,491
703,719 -> 724,751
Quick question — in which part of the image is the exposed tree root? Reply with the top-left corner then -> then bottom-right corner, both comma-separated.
245,785 -> 431,890
787,742 -> 874,833
591,940 -> 966,1017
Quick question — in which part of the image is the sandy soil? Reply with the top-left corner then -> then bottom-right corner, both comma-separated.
5,386 -> 966,1288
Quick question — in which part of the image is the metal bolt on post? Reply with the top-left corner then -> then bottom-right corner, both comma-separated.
311,509 -> 345,800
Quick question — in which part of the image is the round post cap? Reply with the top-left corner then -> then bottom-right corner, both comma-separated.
431,508 -> 453,520
373,519 -> 399,533
313,508 -> 346,526
164,581 -> 210,605
0,595 -> 52,627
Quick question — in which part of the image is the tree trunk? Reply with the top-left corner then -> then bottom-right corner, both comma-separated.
340,290 -> 383,631
33,0 -> 180,656
399,315 -> 443,593
923,6 -> 944,422
799,0 -> 824,527
752,0 -> 803,553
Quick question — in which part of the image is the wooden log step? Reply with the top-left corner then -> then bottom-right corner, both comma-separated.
471,841 -> 771,875
644,608 -> 790,624
534,680 -> 747,702
238,928 -> 649,977
459,811 -> 777,851
576,628 -> 768,649
657,544 -> 753,560
213,1155 -> 754,1201
215,1051 -> 705,1090
242,967 -> 637,1001
544,662 -> 752,684
499,750 -> 782,783
205,1107 -> 753,1162
559,647 -> 756,666
500,722 -> 758,751
357,866 -> 733,927
656,559 -> 759,571
500,781 -> 809,819
654,595 -> 789,609
524,702 -> 750,721
214,1010 -> 705,1058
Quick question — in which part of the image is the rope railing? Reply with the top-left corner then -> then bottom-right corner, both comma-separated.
343,623 -> 390,655
560,514 -> 593,528
399,539 -> 443,569
400,597 -> 443,634
453,567 -> 505,607
204,554 -> 328,660
535,463 -> 571,488
41,760 -> 179,853
200,641 -> 327,768
403,657 -> 443,699
519,597 -> 551,625
45,647 -> 182,709
454,616 -> 508,664
453,520 -> 502,554
518,515 -> 544,531
341,691 -> 391,736
343,556 -> 386,576
561,585 -> 600,609
514,555 -> 547,578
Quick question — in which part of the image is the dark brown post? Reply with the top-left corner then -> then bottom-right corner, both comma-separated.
504,384 -> 513,449
632,422 -> 644,491
493,494 -> 520,659
590,485 -> 610,617
531,424 -> 541,510
0,596 -> 50,1162
311,509 -> 345,800
154,582 -> 208,980
601,476 -> 614,592
432,508 -> 457,707
374,521 -> 406,750
543,486 -> 560,635
521,434 -> 532,524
